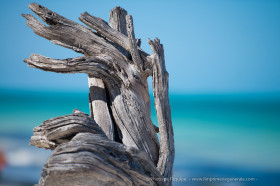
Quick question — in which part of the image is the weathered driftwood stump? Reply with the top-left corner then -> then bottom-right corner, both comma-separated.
23,3 -> 174,186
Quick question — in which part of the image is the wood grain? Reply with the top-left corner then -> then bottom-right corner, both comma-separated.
23,3 -> 174,185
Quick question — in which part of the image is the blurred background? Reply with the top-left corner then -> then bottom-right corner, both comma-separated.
0,0 -> 280,185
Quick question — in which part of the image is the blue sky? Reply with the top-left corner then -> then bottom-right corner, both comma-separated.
0,0 -> 279,93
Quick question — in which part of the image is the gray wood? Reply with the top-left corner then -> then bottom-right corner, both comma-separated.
109,7 -> 128,36
149,38 -> 175,185
108,6 -> 130,58
23,3 -> 174,186
79,10 -> 151,71
31,110 -> 164,186
126,14 -> 143,69
79,11 -> 130,54
86,7 -> 130,142
88,76 -> 115,141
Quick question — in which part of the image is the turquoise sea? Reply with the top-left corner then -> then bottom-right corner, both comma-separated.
0,89 -> 280,186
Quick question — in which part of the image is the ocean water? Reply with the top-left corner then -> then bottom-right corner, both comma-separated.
0,89 -> 280,186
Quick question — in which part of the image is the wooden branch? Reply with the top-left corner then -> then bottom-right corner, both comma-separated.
109,7 -> 158,163
149,38 -> 175,184
86,6 -> 130,143
79,12 -> 130,54
79,9 -> 151,72
30,126 -> 56,149
30,110 -> 164,186
88,77 -> 115,140
30,109 -> 105,149
21,13 -> 83,55
22,3 -> 125,62
109,7 -> 130,58
109,88 -> 160,163
109,7 -> 128,36
23,54 -> 119,81
126,14 -> 143,69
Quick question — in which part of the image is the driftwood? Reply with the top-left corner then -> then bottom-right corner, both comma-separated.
23,3 -> 174,186
30,109 -> 164,185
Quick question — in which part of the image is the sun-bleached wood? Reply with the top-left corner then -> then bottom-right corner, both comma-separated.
30,110 -> 164,186
23,2 -> 159,163
88,77 -> 115,140
109,7 -> 128,37
23,3 -> 174,186
87,7 -> 133,143
149,38 -> 175,185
